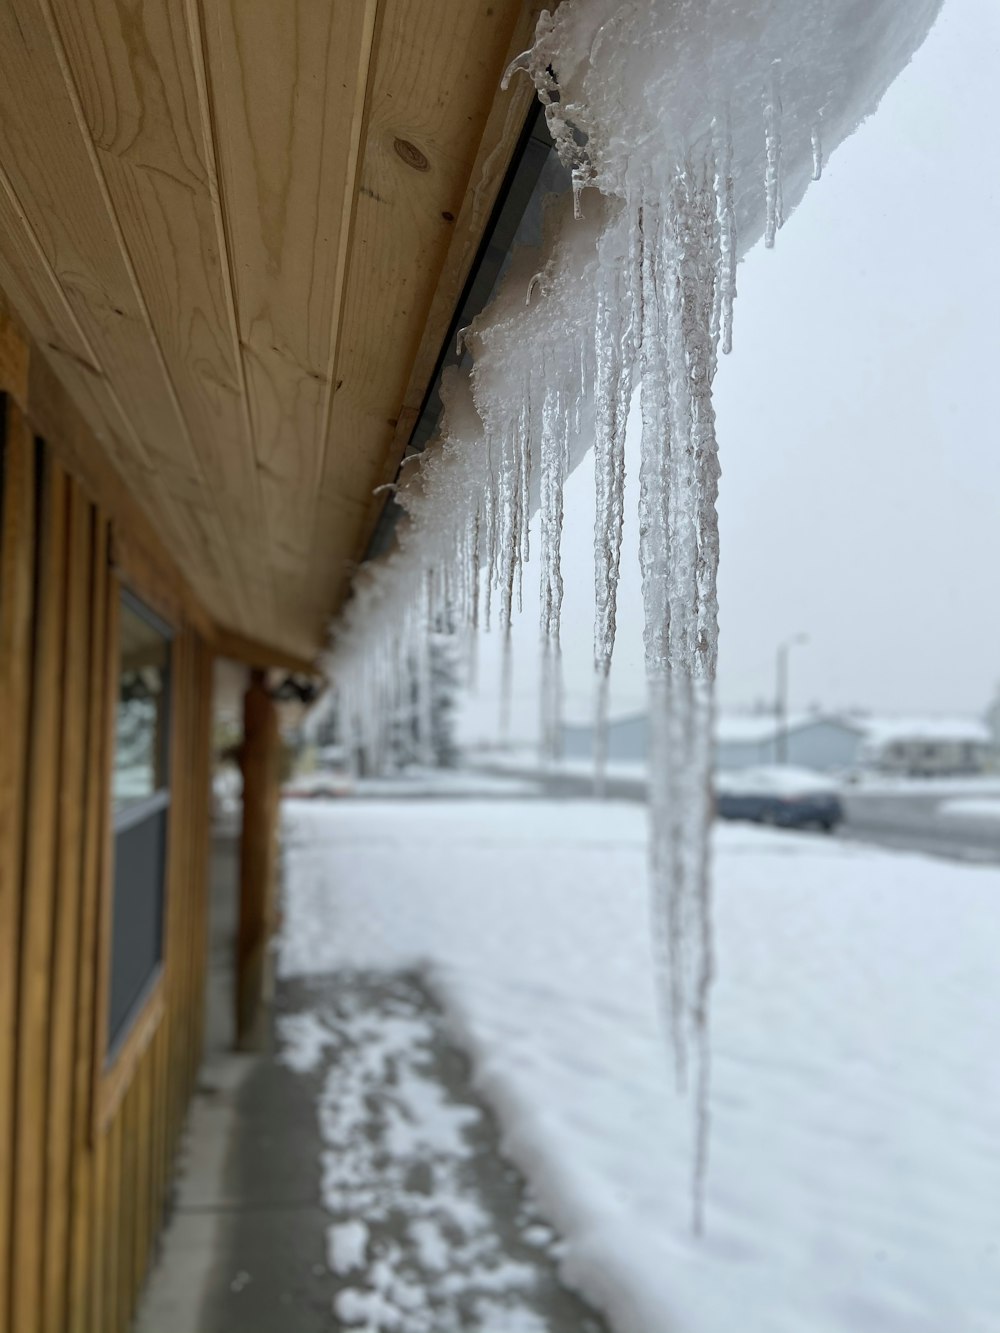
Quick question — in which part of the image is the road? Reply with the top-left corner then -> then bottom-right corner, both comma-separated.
838,790 -> 1000,865
470,763 -> 1000,866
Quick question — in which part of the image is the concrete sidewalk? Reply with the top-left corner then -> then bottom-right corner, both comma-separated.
136,835 -> 608,1332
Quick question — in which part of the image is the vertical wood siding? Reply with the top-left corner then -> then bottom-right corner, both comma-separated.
0,397 -> 36,1332
1,341 -> 214,1332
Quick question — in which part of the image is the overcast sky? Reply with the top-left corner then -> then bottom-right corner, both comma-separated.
459,0 -> 1000,742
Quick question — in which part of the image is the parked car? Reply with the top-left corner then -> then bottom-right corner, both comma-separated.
714,766 -> 844,831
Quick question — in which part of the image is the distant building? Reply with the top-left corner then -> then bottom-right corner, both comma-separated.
857,718 -> 994,777
561,712 -> 865,772
561,711 -> 996,776
716,714 -> 864,772
562,712 -> 649,764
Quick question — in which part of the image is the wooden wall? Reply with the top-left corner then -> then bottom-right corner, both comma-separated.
1,319 -> 214,1332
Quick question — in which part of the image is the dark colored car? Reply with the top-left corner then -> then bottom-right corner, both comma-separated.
714,766 -> 844,831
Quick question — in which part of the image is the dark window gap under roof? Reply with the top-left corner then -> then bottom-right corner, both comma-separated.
364,103 -> 569,563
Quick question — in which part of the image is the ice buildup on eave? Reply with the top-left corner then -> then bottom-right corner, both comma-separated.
323,0 -> 943,1230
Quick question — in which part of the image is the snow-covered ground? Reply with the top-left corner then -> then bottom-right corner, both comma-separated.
474,747 -> 647,783
938,798 -> 1000,824
850,775 -> 1000,797
352,771 -> 541,799
284,767 -> 542,800
477,751 -> 1000,799
279,798 -> 1000,1333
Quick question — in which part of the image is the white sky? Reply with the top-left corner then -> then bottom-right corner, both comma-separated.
459,0 -> 1000,743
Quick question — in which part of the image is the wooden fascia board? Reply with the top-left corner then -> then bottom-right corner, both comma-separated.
349,2 -> 545,572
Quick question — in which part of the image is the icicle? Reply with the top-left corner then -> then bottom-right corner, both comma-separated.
415,574 -> 435,768
714,113 -> 737,355
763,62 -> 784,248
637,186 -> 688,1090
636,155 -> 722,1231
811,122 -> 824,181
470,509 -> 482,633
571,168 -> 586,219
592,212 -> 631,795
519,396 -> 532,571
482,436 -> 498,632
538,380 -> 566,764
686,162 -> 723,1241
515,398 -> 531,616
499,624 -> 514,740
503,423 -> 522,633
463,511 -> 480,687
593,670 -> 610,799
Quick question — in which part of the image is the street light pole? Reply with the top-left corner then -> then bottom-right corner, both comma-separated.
775,634 -> 808,763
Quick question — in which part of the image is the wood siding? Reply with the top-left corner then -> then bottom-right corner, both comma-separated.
1,323 -> 214,1333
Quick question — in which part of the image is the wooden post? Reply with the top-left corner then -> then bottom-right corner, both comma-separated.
236,669 -> 279,1050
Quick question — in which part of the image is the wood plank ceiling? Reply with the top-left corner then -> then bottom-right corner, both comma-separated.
0,0 -> 539,661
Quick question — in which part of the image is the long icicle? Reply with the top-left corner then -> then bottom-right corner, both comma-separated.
638,155 -> 723,1230
539,379 -> 566,764
763,60 -> 784,249
592,212 -> 633,796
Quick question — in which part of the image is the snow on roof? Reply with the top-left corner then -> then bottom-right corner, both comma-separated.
715,713 -> 860,744
564,711 -> 859,741
857,717 -> 992,747
563,711 -> 992,748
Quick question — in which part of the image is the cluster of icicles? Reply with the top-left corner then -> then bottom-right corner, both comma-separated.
327,0 -> 942,1231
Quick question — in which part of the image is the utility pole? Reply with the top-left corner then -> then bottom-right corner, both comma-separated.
775,634 -> 808,763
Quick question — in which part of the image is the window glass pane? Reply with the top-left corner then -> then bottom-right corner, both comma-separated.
114,601 -> 169,805
108,804 -> 168,1048
107,592 -> 172,1053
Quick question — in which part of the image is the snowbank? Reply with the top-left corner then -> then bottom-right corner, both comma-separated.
280,799 -> 999,1333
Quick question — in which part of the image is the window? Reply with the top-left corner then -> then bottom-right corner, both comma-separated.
107,590 -> 172,1054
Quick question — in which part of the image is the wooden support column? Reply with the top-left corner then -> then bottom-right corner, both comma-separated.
236,669 -> 280,1050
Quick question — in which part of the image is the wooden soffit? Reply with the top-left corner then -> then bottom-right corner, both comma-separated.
0,0 -> 540,661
